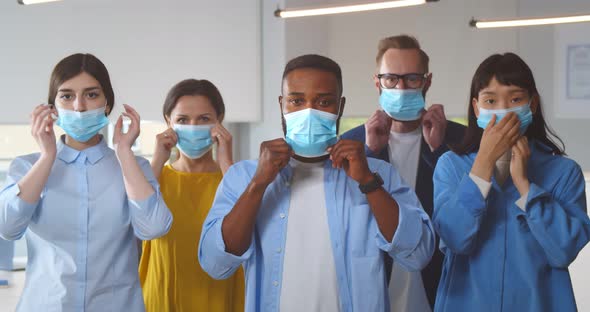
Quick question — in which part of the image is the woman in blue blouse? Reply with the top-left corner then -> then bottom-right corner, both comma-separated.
0,53 -> 173,312
433,52 -> 590,312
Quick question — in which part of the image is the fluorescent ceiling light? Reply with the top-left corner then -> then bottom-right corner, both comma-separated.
470,14 -> 590,29
18,0 -> 63,5
275,0 -> 438,19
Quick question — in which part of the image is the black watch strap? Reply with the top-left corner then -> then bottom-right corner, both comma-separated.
358,172 -> 384,194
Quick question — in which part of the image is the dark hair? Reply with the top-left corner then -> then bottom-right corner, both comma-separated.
376,35 -> 430,72
282,54 -> 343,95
452,52 -> 564,155
162,79 -> 225,122
48,53 -> 115,115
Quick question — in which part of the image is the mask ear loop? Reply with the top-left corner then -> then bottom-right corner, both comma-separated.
335,99 -> 344,140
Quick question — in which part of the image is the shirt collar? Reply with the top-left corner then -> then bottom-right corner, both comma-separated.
57,135 -> 109,165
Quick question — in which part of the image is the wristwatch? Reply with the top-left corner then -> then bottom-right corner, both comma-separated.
358,172 -> 384,194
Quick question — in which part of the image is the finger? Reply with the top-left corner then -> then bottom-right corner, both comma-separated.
32,108 -> 47,132
429,114 -> 446,131
267,145 -> 293,156
213,124 -> 232,140
497,112 -> 518,132
266,139 -> 291,149
327,140 -> 345,154
484,114 -> 497,132
429,110 -> 444,123
422,110 -> 434,123
332,145 -> 362,161
271,152 -> 291,169
373,110 -> 384,119
505,116 -> 521,137
329,142 -> 356,167
123,103 -> 140,119
511,140 -> 522,157
40,116 -> 55,135
218,126 -> 232,138
506,125 -> 520,147
332,146 -> 362,169
31,104 -> 48,119
114,115 -> 123,136
34,109 -> 53,135
165,128 -> 178,141
494,112 -> 512,130
516,137 -> 529,157
429,104 -> 445,116
163,138 -> 177,149
124,105 -> 142,131
215,122 -> 230,134
122,112 -> 140,133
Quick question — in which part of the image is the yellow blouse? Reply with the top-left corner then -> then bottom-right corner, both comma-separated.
139,165 -> 244,312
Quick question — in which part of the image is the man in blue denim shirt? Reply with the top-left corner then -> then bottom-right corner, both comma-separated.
199,54 -> 434,312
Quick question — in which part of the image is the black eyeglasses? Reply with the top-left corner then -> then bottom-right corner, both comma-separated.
376,73 -> 428,89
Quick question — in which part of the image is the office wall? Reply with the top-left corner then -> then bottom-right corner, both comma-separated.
240,0 -> 519,157
516,1 -> 590,309
0,0 -> 261,124
517,0 -> 590,170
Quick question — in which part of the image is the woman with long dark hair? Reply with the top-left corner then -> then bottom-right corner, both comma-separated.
433,52 -> 590,311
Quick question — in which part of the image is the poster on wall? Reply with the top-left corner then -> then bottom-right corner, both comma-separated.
555,24 -> 590,118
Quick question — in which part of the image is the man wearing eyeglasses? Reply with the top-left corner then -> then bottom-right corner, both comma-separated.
342,35 -> 465,312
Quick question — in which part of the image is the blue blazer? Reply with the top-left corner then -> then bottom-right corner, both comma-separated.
341,120 -> 465,308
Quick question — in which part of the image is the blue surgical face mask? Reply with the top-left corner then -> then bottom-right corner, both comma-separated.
379,88 -> 425,121
173,124 -> 214,159
476,102 -> 533,134
56,106 -> 110,142
284,108 -> 338,158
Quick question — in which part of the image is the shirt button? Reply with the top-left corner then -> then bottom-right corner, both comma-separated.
285,181 -> 291,187
276,248 -> 282,253
279,213 -> 286,219
273,281 -> 279,287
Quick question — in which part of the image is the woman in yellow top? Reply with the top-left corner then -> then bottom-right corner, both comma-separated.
139,79 -> 244,312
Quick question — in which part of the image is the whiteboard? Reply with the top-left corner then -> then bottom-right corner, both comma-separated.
0,0 -> 261,124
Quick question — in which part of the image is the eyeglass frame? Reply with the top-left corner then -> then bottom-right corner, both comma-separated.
376,73 -> 430,89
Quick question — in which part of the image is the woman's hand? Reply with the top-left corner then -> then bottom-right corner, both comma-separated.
510,136 -> 531,197
30,104 -> 57,159
211,123 -> 233,174
151,127 -> 178,179
114,104 -> 141,154
471,113 -> 520,181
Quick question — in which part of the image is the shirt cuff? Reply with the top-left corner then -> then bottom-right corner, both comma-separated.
0,184 -> 38,240
5,184 -> 38,214
214,218 -> 254,263
515,192 -> 528,211
376,202 -> 423,257
469,173 -> 492,199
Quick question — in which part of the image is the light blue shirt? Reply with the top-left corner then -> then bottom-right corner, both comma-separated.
199,158 -> 434,312
0,136 -> 173,312
433,141 -> 590,312
0,238 -> 13,270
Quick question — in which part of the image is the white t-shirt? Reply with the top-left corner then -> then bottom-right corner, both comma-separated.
387,128 -> 422,189
279,159 -> 341,312
387,128 -> 432,312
